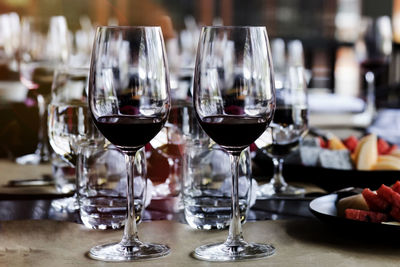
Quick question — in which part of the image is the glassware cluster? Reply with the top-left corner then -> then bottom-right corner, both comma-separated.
86,25 -> 277,262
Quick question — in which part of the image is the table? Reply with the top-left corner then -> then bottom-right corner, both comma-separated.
1,219 -> 399,266
1,159 -> 397,266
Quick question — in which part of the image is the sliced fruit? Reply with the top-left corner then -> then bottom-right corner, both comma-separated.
362,188 -> 390,212
387,145 -> 399,155
389,149 -> 400,158
378,138 -> 390,155
343,135 -> 358,153
356,134 -> 378,170
345,209 -> 388,223
376,184 -> 400,208
377,155 -> 400,162
328,135 -> 347,150
352,134 -> 372,167
376,184 -> 394,204
392,181 -> 400,194
391,206 -> 400,221
337,193 -> 369,217
318,137 -> 328,148
372,156 -> 400,170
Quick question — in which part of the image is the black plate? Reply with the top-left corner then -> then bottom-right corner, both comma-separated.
309,194 -> 400,233
253,150 -> 400,192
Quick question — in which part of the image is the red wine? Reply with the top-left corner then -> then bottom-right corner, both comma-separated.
199,115 -> 269,153
360,58 -> 388,73
94,115 -> 165,151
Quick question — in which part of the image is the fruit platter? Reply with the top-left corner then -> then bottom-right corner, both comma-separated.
310,181 -> 400,232
316,133 -> 399,171
253,133 -> 400,192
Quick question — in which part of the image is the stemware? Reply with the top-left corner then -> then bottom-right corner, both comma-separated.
17,16 -> 69,164
48,67 -> 103,211
88,26 -> 170,261
193,26 -> 276,261
356,16 -> 392,112
0,12 -> 20,72
256,65 -> 308,197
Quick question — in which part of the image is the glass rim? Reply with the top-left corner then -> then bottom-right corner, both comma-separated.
96,25 -> 162,30
201,25 -> 267,30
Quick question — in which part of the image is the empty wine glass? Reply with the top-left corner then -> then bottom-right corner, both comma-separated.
48,67 -> 103,211
17,16 -> 69,164
0,12 -> 20,71
193,26 -> 276,261
256,65 -> 308,197
88,26 -> 170,261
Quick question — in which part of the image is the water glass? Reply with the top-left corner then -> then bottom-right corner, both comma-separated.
183,140 -> 252,230
78,145 -> 147,230
51,153 -> 75,194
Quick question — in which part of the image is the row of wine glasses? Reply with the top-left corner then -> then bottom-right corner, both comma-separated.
18,16 -> 70,164
88,25 -> 280,262
15,15 -> 95,165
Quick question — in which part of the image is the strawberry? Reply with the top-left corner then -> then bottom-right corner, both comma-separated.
378,138 -> 391,155
343,135 -> 358,153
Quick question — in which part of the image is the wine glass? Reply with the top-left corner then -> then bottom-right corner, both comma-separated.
193,26 -> 276,261
356,16 -> 392,113
0,12 -> 20,72
88,26 -> 170,261
17,16 -> 69,164
48,67 -> 103,211
256,65 -> 308,197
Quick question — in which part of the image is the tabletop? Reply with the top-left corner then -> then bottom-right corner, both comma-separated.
1,219 -> 399,267
0,159 -> 398,266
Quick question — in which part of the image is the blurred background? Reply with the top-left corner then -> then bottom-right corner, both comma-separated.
0,0 -> 398,159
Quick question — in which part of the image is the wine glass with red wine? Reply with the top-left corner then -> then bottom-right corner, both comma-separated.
256,65 -> 308,197
356,16 -> 392,112
193,26 -> 276,261
17,16 -> 69,164
88,26 -> 170,261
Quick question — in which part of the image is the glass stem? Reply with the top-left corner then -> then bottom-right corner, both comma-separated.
365,71 -> 376,115
36,94 -> 50,162
272,157 -> 287,188
74,147 -> 82,199
226,153 -> 244,247
121,152 -> 140,247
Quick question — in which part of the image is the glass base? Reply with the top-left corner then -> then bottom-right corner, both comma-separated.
193,241 -> 275,262
257,182 -> 305,199
16,152 -> 48,165
51,196 -> 79,212
89,241 -> 170,262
